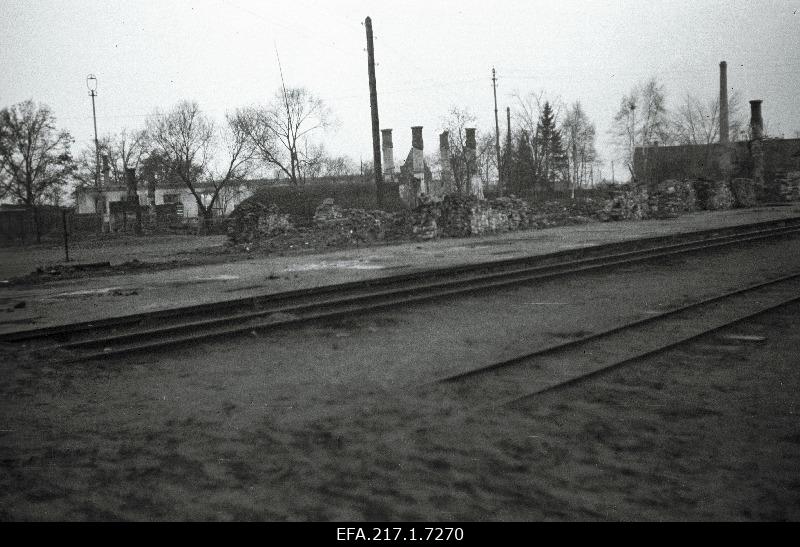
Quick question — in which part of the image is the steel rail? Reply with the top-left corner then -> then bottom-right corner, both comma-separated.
432,271 -> 800,408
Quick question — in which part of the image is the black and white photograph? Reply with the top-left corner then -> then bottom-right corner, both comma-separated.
1,0 -> 799,525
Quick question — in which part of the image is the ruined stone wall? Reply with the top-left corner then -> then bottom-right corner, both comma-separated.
227,200 -> 294,244
634,139 -> 800,189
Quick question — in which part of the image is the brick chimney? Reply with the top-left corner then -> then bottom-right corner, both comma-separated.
749,100 -> 763,140
439,131 -> 452,193
465,127 -> 477,176
381,129 -> 394,183
465,128 -> 482,197
749,100 -> 765,188
411,126 -> 426,194
101,154 -> 111,187
719,61 -> 729,144
125,167 -> 138,203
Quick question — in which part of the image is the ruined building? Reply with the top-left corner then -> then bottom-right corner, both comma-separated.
633,61 -> 800,200
382,125 -> 486,206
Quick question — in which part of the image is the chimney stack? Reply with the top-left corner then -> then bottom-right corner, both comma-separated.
125,168 -> 138,203
411,126 -> 423,150
465,127 -> 477,179
101,154 -> 110,186
439,131 -> 453,193
381,129 -> 394,183
749,100 -> 765,188
411,126 -> 426,195
464,128 -> 483,198
465,128 -> 476,151
749,100 -> 764,140
719,61 -> 729,144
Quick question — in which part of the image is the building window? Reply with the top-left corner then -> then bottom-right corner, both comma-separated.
163,194 -> 184,217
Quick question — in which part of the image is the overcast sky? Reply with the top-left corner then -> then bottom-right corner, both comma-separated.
1,0 -> 799,180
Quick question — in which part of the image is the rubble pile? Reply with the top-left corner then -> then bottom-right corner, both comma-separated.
729,178 -> 759,208
410,194 -> 541,239
312,198 -> 344,223
408,198 -> 442,240
228,178 -> 732,254
484,196 -> 532,231
312,198 -> 401,245
647,179 -> 697,219
227,199 -> 294,244
436,194 -> 478,237
691,178 -> 734,210
775,171 -> 800,202
598,185 -> 650,221
527,198 -> 602,225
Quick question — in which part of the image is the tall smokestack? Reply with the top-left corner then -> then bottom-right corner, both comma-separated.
749,100 -> 763,140
719,61 -> 729,144
381,129 -> 394,183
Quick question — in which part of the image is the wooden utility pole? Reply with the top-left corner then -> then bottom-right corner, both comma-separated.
506,106 -> 511,181
365,17 -> 384,208
506,107 -> 511,146
492,68 -> 501,194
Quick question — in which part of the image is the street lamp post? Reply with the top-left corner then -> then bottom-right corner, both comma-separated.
86,74 -> 101,223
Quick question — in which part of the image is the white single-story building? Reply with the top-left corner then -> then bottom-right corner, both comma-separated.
75,182 -> 254,222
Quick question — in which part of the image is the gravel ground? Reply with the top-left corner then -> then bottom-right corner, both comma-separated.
1,238 -> 799,521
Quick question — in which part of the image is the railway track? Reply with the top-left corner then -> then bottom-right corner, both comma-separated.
3,217 -> 800,363
434,271 -> 800,408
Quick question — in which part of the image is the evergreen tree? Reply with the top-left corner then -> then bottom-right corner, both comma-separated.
534,101 -> 559,190
510,130 -> 535,194
549,129 -> 569,190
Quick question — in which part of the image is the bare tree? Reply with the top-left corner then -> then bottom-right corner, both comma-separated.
146,101 -> 254,232
671,90 -> 745,146
239,87 -> 331,185
611,77 -> 672,179
0,100 -> 74,242
561,101 -> 597,197
298,141 -> 327,182
322,154 -> 357,179
73,129 -> 148,212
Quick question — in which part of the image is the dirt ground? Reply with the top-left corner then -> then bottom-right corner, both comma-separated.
1,239 -> 799,521
0,233 -> 237,281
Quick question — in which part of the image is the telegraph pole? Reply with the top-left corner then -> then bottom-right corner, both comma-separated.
365,17 -> 384,208
492,68 -> 501,194
506,106 -> 511,181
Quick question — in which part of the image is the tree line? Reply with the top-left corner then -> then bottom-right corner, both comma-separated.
1,74 -> 753,241
0,86 -> 338,239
